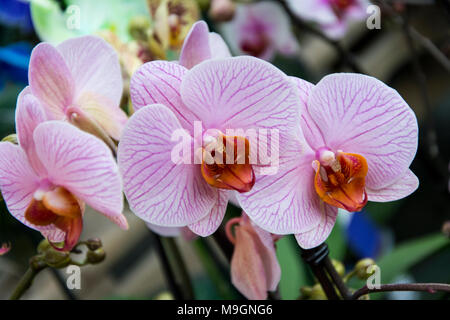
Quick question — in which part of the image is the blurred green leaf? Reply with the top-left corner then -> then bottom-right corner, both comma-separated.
327,218 -> 346,261
277,235 -> 312,299
377,233 -> 449,284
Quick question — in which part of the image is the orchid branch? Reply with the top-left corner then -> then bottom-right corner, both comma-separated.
277,0 -> 365,73
352,283 -> 450,300
9,261 -> 46,300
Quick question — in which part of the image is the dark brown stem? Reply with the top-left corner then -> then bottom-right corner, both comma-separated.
352,283 -> 450,300
323,257 -> 353,300
278,0 -> 365,73
301,243 -> 340,300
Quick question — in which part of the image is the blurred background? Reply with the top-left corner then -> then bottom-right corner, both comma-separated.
0,0 -> 449,300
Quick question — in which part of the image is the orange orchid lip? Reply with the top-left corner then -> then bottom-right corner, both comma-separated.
313,151 -> 368,212
25,187 -> 83,251
201,134 -> 255,193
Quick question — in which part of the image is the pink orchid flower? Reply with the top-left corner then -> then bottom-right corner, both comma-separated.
27,35 -> 128,144
221,1 -> 299,61
226,213 -> 281,300
239,73 -> 419,249
118,23 -> 300,236
0,243 -> 11,256
0,91 -> 127,251
287,0 -> 370,39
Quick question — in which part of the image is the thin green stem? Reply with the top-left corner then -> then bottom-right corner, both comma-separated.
9,265 -> 46,300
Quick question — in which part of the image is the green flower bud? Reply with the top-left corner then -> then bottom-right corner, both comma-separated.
309,284 -> 327,300
37,239 -> 51,254
44,248 -> 71,268
331,259 -> 345,277
1,134 -> 18,144
355,258 -> 377,280
87,248 -> 106,264
86,238 -> 103,251
128,16 -> 151,42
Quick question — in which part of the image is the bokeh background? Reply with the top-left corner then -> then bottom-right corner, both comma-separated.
0,0 -> 449,300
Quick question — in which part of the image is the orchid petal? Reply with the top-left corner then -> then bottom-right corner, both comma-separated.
33,121 -> 127,229
130,61 -> 199,133
238,143 -> 322,234
0,142 -> 64,241
15,89 -> 47,175
76,91 -> 128,140
118,104 -> 216,226
188,190 -> 229,237
180,56 -> 301,151
147,223 -> 182,237
179,21 -> 212,69
290,77 -> 325,149
366,169 -> 419,202
295,204 -> 338,249
249,221 -> 281,291
287,0 -> 337,25
307,73 -> 418,189
231,224 -> 269,300
208,32 -> 232,59
29,42 -> 75,119
57,35 -> 123,108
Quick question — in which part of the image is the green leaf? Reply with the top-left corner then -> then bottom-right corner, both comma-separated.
377,233 -> 449,284
277,235 -> 312,299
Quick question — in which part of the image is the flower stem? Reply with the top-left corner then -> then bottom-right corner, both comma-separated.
150,231 -> 194,299
352,283 -> 450,300
9,264 -> 46,300
323,256 -> 353,300
300,243 -> 340,300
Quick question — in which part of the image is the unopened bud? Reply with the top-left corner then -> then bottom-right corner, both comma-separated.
332,259 -> 345,277
86,238 -> 102,251
1,134 -> 18,144
209,0 -> 235,22
309,283 -> 327,300
129,16 -> 151,42
37,239 -> 51,254
355,258 -> 377,280
44,248 -> 71,268
87,248 -> 106,264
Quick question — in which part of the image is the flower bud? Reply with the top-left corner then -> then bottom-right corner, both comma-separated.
209,0 -> 236,22
87,248 -> 106,264
44,248 -> 71,268
1,134 -> 18,144
331,259 -> 345,277
309,284 -> 327,300
37,239 -> 51,254
354,258 -> 377,280
129,16 -> 151,42
86,238 -> 103,251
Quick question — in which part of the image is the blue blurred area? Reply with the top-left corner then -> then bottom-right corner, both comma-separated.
0,0 -> 33,32
0,42 -> 31,89
346,211 -> 382,258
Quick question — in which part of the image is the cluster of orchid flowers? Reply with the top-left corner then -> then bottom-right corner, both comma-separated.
0,8 -> 419,298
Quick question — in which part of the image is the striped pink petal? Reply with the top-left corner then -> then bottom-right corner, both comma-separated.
15,89 -> 47,176
306,73 -> 418,190
29,43 -> 75,119
366,169 -> 419,202
33,121 -> 127,229
118,104 -> 216,226
295,204 -> 338,249
188,190 -> 229,237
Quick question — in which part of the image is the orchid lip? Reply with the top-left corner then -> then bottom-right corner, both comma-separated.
200,133 -> 255,193
25,186 -> 83,251
313,151 -> 369,212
